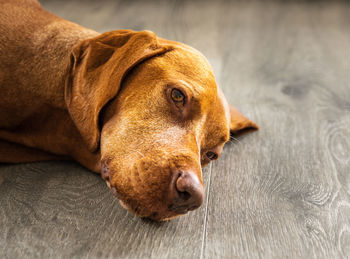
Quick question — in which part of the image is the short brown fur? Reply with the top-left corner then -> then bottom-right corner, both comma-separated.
0,0 -> 258,220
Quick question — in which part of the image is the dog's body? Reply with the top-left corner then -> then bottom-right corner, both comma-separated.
0,0 -> 258,220
0,0 -> 101,170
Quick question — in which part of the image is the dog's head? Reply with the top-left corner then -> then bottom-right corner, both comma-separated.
66,30 -> 258,221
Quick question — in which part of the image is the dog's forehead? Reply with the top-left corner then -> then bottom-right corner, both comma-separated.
156,47 -> 218,97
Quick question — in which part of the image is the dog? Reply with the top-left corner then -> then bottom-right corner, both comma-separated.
0,0 -> 258,221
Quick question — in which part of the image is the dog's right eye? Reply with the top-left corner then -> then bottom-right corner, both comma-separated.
171,89 -> 185,103
206,151 -> 218,160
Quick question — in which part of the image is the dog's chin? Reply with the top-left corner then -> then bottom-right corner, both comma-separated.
119,200 -> 186,221
104,181 -> 187,221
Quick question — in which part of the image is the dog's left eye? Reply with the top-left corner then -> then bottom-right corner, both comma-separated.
171,89 -> 185,103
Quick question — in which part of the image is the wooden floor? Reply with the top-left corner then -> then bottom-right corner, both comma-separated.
1,0 -> 350,258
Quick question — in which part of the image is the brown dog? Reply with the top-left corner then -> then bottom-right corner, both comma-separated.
0,0 -> 258,220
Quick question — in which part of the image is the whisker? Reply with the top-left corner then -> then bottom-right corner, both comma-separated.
229,136 -> 241,145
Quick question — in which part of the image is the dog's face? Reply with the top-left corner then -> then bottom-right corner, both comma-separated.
66,30 -> 257,221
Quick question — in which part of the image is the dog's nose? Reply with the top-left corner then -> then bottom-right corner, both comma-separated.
168,171 -> 204,213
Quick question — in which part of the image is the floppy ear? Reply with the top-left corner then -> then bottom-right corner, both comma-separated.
65,30 -> 173,152
229,104 -> 259,135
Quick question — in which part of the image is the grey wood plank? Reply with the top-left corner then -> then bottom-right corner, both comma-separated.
1,0 -> 350,258
204,1 -> 350,258
0,161 -> 210,258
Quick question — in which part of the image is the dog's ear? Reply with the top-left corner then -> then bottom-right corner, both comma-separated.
65,30 -> 172,152
229,104 -> 259,135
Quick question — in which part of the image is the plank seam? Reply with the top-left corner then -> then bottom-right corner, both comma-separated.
200,162 -> 213,259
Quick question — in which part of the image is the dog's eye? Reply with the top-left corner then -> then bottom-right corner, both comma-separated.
171,89 -> 185,103
206,151 -> 218,160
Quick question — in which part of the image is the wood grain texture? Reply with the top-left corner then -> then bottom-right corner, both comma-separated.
0,162 -> 210,258
1,0 -> 350,258
202,1 -> 350,258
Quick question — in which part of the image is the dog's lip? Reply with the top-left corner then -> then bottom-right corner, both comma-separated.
146,212 -> 184,221
101,161 -> 110,181
167,204 -> 196,214
104,180 -> 118,197
173,209 -> 189,215
101,161 -> 119,197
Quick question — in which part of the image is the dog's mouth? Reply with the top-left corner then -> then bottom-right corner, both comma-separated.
101,166 -> 175,220
104,179 -> 188,221
168,204 -> 197,214
104,180 -> 118,196
101,162 -> 122,200
101,162 -> 118,197
118,199 -> 187,221
100,160 -> 203,221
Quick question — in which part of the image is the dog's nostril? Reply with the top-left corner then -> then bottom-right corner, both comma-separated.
178,191 -> 191,201
170,170 -> 204,213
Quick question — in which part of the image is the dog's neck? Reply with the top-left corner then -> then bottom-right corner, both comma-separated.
1,2 -> 99,111
30,20 -> 100,109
